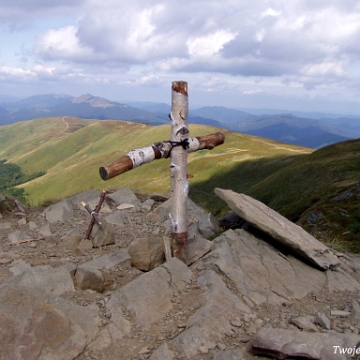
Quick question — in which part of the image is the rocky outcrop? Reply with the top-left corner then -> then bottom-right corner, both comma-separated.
214,188 -> 340,270
0,188 -> 360,360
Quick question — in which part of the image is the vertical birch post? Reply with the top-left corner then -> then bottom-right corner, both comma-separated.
170,81 -> 189,262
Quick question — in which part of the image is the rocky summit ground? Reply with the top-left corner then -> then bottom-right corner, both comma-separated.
0,188 -> 360,360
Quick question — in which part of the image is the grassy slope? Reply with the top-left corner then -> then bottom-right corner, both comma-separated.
0,117 -> 311,213
246,139 -> 360,252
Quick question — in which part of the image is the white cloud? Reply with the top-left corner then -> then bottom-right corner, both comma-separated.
1,0 -> 360,113
33,26 -> 92,61
187,30 -> 237,58
242,89 -> 263,95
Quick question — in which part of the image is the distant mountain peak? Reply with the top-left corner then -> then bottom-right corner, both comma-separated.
71,94 -> 116,108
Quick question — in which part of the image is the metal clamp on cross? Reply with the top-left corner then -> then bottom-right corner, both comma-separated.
82,190 -> 107,239
99,81 -> 225,262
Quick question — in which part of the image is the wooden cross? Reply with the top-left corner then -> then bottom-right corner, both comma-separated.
83,190 -> 107,239
99,81 -> 225,262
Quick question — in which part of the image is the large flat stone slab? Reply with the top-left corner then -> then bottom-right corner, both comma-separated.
214,188 -> 340,270
252,327 -> 360,360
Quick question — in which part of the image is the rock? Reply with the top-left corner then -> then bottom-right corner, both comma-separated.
87,327 -> 112,352
161,256 -> 193,292
90,219 -> 115,247
113,258 -> 192,329
128,236 -> 164,271
74,266 -> 104,292
212,348 -> 244,360
6,265 -> 75,296
59,262 -> 77,277
28,221 -> 38,230
81,248 -> 131,270
326,267 -> 360,292
172,270 -> 251,358
116,203 -> 135,210
330,310 -> 351,317
252,327 -> 360,360
350,300 -> 360,319
117,267 -> 172,329
141,198 -> 154,212
77,238 -> 93,252
149,342 -> 175,360
9,259 -> 32,276
290,316 -> 318,332
198,345 -> 209,354
316,312 -> 331,330
198,214 -> 220,238
202,229 -> 327,307
17,217 -> 26,226
68,190 -> 112,213
0,222 -> 11,230
44,199 -> 74,224
0,256 -> 12,265
8,230 -> 31,244
230,318 -> 242,327
39,224 -> 52,237
214,188 -> 340,270
0,283 -> 99,360
106,187 -> 140,207
184,236 -> 213,266
146,200 -> 169,223
146,198 -> 220,238
105,210 -> 128,226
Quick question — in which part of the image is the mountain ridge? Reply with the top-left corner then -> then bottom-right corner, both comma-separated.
1,93 -> 359,148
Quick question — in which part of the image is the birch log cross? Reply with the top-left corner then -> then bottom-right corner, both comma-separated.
99,81 -> 225,262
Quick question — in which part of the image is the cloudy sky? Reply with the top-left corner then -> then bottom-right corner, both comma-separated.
1,0 -> 360,114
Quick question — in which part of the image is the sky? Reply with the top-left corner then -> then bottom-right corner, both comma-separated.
1,0 -> 360,114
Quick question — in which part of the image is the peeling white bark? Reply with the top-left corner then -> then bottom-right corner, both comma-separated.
170,81 -> 189,261
127,146 -> 155,168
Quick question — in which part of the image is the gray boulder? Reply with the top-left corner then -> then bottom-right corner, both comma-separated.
128,235 -> 164,271
90,219 -> 115,247
74,266 -> 104,292
44,199 -> 74,224
106,187 -> 140,207
0,284 -> 99,360
79,248 -> 131,271
146,198 -> 220,238
110,258 -> 192,329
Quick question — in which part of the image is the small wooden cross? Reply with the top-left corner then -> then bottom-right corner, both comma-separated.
83,190 -> 107,239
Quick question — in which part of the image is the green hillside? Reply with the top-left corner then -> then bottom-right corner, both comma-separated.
245,139 -> 360,253
0,117 -> 311,213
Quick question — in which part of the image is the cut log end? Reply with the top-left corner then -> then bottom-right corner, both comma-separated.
99,167 -> 109,181
172,81 -> 188,96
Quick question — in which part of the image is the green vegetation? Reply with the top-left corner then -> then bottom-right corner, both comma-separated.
0,159 -> 45,202
0,117 -> 310,210
1,116 -> 358,253
245,139 -> 360,253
